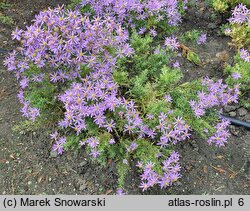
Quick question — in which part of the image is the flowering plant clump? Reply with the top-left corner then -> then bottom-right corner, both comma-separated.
4,6 -> 133,120
80,0 -> 188,28
4,1 -> 246,194
222,3 -> 250,109
225,3 -> 250,49
189,77 -> 240,118
211,0 -> 250,13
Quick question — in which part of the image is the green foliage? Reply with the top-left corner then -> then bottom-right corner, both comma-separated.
64,135 -> 81,151
219,23 -> 230,36
170,81 -> 219,138
186,51 -> 202,65
12,120 -> 42,134
212,0 -> 229,12
228,24 -> 250,49
0,1 -> 12,10
157,66 -> 183,90
0,14 -> 14,25
211,0 -> 250,12
113,70 -> 129,86
130,32 -> 153,54
180,29 -> 201,43
22,65 -> 64,124
117,161 -> 129,188
117,32 -> 181,105
0,1 -> 13,25
67,0 -> 94,17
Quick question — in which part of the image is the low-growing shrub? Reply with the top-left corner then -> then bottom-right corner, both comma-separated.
3,0 -> 246,194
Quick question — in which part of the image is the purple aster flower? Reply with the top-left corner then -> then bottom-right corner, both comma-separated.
126,141 -> 138,152
240,48 -> 250,62
11,28 -> 23,41
139,181 -> 149,192
146,114 -> 154,120
147,129 -> 156,139
109,138 -> 115,145
159,173 -> 172,189
172,60 -> 180,68
50,72 -> 60,83
138,27 -> 146,35
124,123 -> 135,134
229,4 -> 250,24
190,77 -> 241,118
86,137 -> 99,148
80,140 -> 86,146
232,72 -> 241,80
89,149 -> 100,158
154,48 -> 160,54
149,28 -> 157,37
197,34 -> 207,45
116,188 -> 125,195
207,119 -> 231,147
224,28 -> 231,35
19,77 -> 30,89
52,137 -> 66,155
94,114 -> 106,126
136,161 -> 143,168
164,36 -> 180,51
164,94 -> 172,103
104,119 -> 116,132
50,131 -> 58,140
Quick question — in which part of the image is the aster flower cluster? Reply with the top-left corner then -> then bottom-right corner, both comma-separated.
15,89 -> 40,121
58,76 -> 121,137
50,131 -> 66,155
157,114 -> 190,147
138,151 -> 181,191
122,101 -> 157,139
3,1 -> 242,194
207,119 -> 230,147
4,6 -> 133,121
189,77 -> 240,118
81,0 -> 187,28
80,137 -> 101,158
228,3 -> 250,25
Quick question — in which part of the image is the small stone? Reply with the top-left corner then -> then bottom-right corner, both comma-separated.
238,108 -> 248,117
175,181 -> 182,186
242,114 -> 250,122
49,177 -> 52,182
229,125 -> 240,136
208,23 -> 217,29
80,161 -> 87,167
224,105 -> 238,112
28,181 -> 32,185
79,184 -> 86,191
216,51 -> 229,62
229,111 -> 236,117
50,150 -> 58,158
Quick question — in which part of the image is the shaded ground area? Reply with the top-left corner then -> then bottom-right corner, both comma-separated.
0,0 -> 249,195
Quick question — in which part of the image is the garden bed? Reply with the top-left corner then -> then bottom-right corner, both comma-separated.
0,0 -> 249,195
